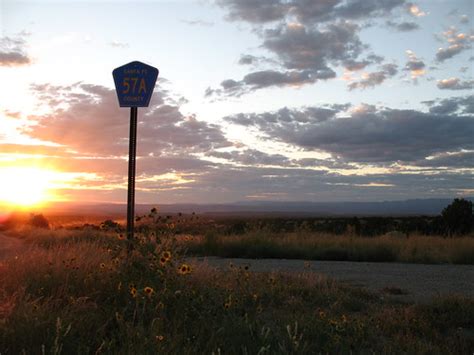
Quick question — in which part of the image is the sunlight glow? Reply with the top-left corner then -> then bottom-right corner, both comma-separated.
0,167 -> 58,207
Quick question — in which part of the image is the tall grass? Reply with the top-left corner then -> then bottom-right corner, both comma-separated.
0,229 -> 473,353
183,231 -> 474,264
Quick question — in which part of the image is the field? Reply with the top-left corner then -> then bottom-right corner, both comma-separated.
0,214 -> 473,353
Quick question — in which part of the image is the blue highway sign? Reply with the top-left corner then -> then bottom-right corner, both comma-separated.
112,61 -> 159,107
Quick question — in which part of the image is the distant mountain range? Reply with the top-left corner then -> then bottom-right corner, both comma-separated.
38,197 -> 473,217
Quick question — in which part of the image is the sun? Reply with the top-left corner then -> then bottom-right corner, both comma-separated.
0,167 -> 56,207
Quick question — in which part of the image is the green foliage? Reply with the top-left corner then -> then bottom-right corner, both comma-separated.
442,198 -> 473,236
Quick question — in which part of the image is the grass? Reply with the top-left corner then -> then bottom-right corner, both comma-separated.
0,228 -> 473,353
181,231 -> 474,264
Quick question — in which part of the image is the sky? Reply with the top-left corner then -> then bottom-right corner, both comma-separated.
0,0 -> 473,206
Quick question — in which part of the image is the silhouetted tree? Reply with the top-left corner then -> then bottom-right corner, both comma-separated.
441,198 -> 473,236
29,213 -> 50,229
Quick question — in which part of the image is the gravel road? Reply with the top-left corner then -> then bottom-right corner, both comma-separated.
190,256 -> 474,303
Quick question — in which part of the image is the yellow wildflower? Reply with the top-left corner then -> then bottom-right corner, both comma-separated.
144,286 -> 154,296
130,287 -> 138,298
178,263 -> 191,275
162,251 -> 172,261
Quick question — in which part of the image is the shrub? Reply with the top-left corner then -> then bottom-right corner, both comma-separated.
441,198 -> 473,236
29,213 -> 50,229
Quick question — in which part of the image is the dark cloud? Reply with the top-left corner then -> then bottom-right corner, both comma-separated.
238,54 -> 258,65
425,95 -> 474,114
404,57 -> 425,71
262,22 -> 364,71
206,68 -> 335,97
414,151 -> 474,168
237,54 -> 277,66
437,77 -> 474,90
348,63 -> 398,90
386,20 -> 419,31
224,98 -> 474,163
0,34 -> 31,66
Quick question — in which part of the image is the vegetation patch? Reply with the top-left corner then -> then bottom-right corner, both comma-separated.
0,228 -> 473,353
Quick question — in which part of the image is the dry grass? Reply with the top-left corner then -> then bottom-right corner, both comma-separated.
0,229 -> 473,353
183,231 -> 474,264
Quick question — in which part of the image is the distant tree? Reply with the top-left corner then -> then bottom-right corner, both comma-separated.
441,198 -> 473,236
29,213 -> 50,229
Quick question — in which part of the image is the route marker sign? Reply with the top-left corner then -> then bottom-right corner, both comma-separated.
113,61 -> 159,107
113,61 -> 159,245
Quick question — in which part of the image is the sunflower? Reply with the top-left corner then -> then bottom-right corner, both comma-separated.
162,251 -> 172,261
178,263 -> 191,275
100,263 -> 106,269
144,286 -> 154,296
159,257 -> 167,266
156,335 -> 164,341
130,287 -> 138,298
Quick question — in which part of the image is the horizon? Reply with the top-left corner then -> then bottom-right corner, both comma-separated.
1,0 -> 473,209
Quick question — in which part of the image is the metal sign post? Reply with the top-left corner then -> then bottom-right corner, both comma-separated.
113,61 -> 159,243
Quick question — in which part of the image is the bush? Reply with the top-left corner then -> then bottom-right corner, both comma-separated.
441,198 -> 473,236
29,213 -> 49,229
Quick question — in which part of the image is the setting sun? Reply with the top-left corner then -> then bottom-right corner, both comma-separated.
0,167 -> 57,207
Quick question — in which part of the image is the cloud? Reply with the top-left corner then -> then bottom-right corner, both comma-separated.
386,20 -> 419,31
435,27 -> 474,62
218,0 -> 407,25
407,3 -> 427,17
0,34 -> 31,67
207,21 -> 382,96
224,98 -> 474,163
404,50 -> 425,80
437,77 -> 474,90
181,19 -> 214,26
208,149 -> 291,166
348,63 -> 398,90
109,40 -> 129,48
210,0 -> 408,96
25,83 -> 231,157
460,15 -> 469,24
414,151 -> 474,168
424,95 -> 474,114
206,68 -> 335,97
262,22 -> 364,71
